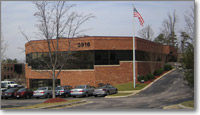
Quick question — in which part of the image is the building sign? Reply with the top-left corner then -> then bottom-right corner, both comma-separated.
77,42 -> 90,48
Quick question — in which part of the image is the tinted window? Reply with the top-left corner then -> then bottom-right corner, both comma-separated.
55,87 -> 62,90
26,50 -> 134,70
108,85 -> 114,88
38,87 -> 47,90
18,88 -> 26,92
5,88 -> 17,92
10,81 -> 16,84
1,83 -> 6,88
98,85 -> 107,88
30,79 -> 60,89
75,85 -> 85,89
86,85 -> 90,89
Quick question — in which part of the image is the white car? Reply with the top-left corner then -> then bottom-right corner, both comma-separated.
33,87 -> 52,99
1,81 -> 18,88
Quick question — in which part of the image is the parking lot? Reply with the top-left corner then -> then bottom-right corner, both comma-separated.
1,69 -> 194,109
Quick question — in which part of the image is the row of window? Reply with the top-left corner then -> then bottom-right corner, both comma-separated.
3,74 -> 13,79
3,67 -> 13,71
26,50 -> 170,70
2,64 -> 23,74
30,79 -> 60,89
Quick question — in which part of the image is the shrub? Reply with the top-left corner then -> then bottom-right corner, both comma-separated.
160,68 -> 164,73
143,75 -> 149,82
164,65 -> 172,71
138,75 -> 145,82
154,68 -> 164,76
146,73 -> 155,80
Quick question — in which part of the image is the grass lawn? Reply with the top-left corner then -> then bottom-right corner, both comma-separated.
4,99 -> 82,109
114,82 -> 148,91
110,93 -> 132,96
181,100 -> 194,108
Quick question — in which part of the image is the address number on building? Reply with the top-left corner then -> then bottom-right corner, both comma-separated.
77,42 -> 90,48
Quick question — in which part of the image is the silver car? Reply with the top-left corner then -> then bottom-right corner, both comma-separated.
93,84 -> 118,97
33,87 -> 52,99
70,85 -> 94,98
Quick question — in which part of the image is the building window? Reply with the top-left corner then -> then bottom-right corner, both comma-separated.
26,50 -> 134,70
4,75 -> 7,79
7,67 -> 10,71
30,79 -> 60,89
32,53 -> 38,59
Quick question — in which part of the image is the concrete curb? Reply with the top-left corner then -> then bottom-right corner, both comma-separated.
118,90 -> 140,93
178,104 -> 194,109
162,104 -> 180,109
105,69 -> 176,99
139,69 -> 176,92
104,90 -> 140,98
39,100 -> 87,109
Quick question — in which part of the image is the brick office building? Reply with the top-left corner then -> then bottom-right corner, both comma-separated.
1,63 -> 26,86
25,36 -> 177,89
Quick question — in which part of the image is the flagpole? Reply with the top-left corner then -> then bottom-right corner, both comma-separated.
132,4 -> 136,88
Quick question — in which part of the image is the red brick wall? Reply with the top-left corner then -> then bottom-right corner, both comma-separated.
25,64 -> 95,88
25,61 -> 134,88
25,36 -> 177,88
58,70 -> 95,87
136,61 -> 164,76
163,45 -> 178,55
135,38 -> 163,54
94,61 -> 133,86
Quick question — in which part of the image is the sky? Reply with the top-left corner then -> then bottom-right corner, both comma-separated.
1,1 -> 195,61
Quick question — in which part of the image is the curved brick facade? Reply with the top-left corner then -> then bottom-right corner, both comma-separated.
25,36 -> 177,88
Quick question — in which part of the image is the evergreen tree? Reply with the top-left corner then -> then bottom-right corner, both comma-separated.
182,43 -> 194,88
154,34 -> 166,44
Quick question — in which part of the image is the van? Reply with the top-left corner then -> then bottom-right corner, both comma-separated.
1,81 -> 18,88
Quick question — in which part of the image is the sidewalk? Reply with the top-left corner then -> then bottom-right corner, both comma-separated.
163,104 -> 194,110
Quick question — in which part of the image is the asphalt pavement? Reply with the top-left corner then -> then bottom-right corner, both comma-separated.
67,69 -> 194,109
1,69 -> 194,110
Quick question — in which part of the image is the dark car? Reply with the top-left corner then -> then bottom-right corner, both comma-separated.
93,84 -> 118,97
2,88 -> 19,99
15,88 -> 33,99
55,85 -> 73,98
1,87 -> 8,99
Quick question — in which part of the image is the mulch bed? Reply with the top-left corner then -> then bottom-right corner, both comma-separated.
43,97 -> 67,103
143,71 -> 168,84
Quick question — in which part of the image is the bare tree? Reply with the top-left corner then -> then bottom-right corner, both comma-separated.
184,6 -> 194,43
160,10 -> 178,47
21,1 -> 94,98
138,25 -> 154,41
0,34 -> 8,62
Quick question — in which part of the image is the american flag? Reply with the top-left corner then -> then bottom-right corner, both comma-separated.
134,7 -> 144,26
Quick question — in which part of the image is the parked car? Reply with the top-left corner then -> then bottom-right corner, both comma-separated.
1,82 -> 7,88
17,85 -> 25,88
15,88 -> 33,99
93,84 -> 118,97
1,81 -> 18,88
55,85 -> 72,98
33,87 -> 52,99
1,86 -> 8,99
2,88 -> 19,99
70,85 -> 94,98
